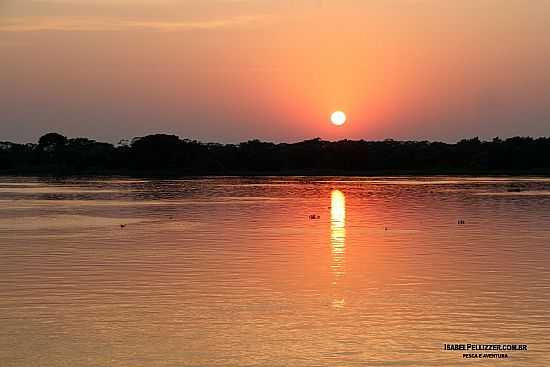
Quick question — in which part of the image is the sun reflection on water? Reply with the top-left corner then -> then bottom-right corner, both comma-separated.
330,189 -> 346,284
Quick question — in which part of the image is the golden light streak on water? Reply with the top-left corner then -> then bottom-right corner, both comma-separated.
330,190 -> 346,308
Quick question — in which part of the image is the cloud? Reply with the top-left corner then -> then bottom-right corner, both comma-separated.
0,14 -> 271,32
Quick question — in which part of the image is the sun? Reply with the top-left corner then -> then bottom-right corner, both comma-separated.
331,111 -> 347,126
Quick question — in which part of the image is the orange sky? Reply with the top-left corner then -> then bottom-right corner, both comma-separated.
1,0 -> 550,143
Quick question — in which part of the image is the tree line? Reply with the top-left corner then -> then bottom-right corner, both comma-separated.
1,132 -> 550,175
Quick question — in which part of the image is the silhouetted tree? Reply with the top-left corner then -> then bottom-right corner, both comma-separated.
131,134 -> 184,169
38,133 -> 68,150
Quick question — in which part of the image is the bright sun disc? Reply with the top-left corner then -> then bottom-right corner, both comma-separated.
331,111 -> 347,126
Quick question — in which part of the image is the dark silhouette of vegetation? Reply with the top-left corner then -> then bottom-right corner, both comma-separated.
2,133 -> 550,176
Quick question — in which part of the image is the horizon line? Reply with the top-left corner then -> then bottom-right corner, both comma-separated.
2,133 -> 549,147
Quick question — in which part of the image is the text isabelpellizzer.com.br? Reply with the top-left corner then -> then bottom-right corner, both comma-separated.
445,344 -> 527,351
444,344 -> 528,359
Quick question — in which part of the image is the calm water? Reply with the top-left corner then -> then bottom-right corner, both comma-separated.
1,176 -> 549,366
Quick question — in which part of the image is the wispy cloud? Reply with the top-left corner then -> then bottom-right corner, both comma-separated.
0,14 -> 271,32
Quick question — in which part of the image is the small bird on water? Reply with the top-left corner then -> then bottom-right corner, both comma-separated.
120,224 -> 126,229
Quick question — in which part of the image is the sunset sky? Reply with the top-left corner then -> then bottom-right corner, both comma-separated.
1,0 -> 550,143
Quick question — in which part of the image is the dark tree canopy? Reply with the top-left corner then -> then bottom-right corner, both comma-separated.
38,133 -> 68,150
1,132 -> 550,175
